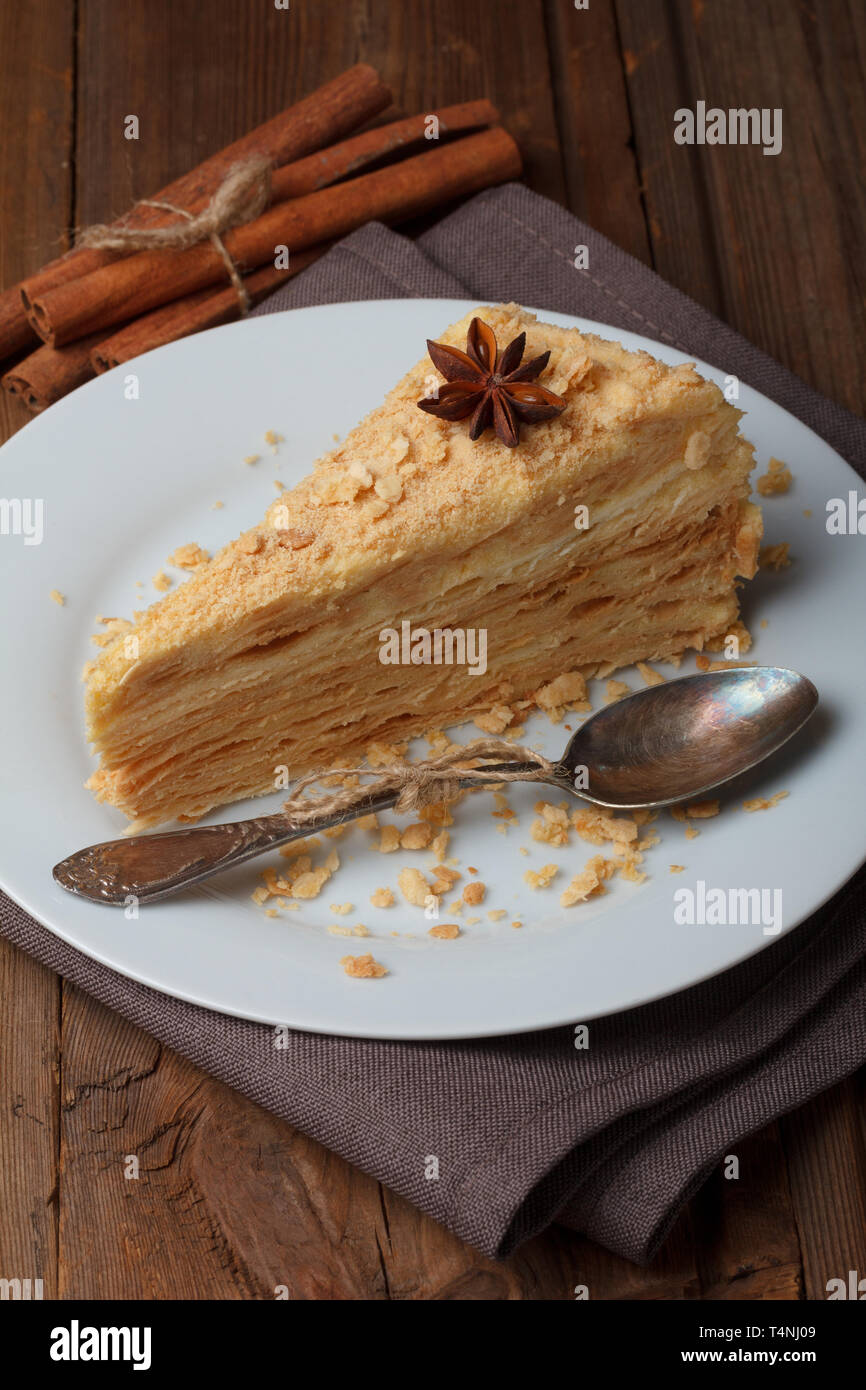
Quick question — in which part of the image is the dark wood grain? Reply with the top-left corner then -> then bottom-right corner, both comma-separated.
1,0 -> 864,1300
0,0 -> 75,433
544,0 -> 651,264
0,0 -> 75,1303
616,0 -> 866,414
691,1125 -> 803,1298
781,1080 -> 866,1301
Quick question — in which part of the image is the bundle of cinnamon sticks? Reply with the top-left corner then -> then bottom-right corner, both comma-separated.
1,64 -> 522,412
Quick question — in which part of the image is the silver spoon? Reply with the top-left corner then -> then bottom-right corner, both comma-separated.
53,666 -> 817,907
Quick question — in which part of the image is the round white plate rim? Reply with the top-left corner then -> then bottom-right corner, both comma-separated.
0,297 -> 863,1039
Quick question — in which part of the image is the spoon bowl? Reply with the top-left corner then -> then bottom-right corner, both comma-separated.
561,666 -> 818,808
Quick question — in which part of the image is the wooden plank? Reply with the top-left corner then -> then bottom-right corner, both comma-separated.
614,0 -> 723,310
0,941 -> 60,1299
0,0 -> 75,1302
58,989 -> 392,1298
543,0 -> 652,263
298,0 -> 568,205
691,1125 -> 804,1298
616,0 -> 866,413
0,0 -> 75,433
781,1079 -> 866,1301
558,1211 -> 701,1301
59,0 -> 393,1299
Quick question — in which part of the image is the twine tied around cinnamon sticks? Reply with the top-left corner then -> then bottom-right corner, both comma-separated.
282,738 -> 560,826
76,156 -> 272,314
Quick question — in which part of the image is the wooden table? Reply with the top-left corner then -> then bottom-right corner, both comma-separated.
2,0 -> 864,1300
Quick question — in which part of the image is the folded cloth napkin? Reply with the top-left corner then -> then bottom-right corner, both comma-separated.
3,184 -> 865,1264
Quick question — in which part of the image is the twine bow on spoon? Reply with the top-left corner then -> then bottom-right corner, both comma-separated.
281,738 -> 562,826
76,156 -> 273,314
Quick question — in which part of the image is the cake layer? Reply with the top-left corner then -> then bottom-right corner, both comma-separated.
85,303 -> 761,827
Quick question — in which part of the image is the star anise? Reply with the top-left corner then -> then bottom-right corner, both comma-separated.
417,316 -> 566,449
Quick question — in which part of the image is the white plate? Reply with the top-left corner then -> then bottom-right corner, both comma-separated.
1,300 -> 864,1039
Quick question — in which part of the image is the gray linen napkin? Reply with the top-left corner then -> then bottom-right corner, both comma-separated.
3,184 -> 865,1264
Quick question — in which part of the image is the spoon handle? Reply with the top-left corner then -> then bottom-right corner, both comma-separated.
53,760 -> 544,906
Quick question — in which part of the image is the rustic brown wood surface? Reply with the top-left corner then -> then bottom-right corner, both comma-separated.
1,0 -> 864,1300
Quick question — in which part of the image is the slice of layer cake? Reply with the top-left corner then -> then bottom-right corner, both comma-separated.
84,303 -> 762,829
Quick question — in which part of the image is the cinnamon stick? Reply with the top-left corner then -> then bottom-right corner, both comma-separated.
90,247 -> 326,373
0,285 -> 40,362
29,127 -> 522,347
270,99 -> 500,200
2,338 -> 102,412
1,64 -> 389,358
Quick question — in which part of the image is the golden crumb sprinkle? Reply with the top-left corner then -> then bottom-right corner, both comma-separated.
561,853 -> 619,905
488,909 -> 506,921
473,702 -> 515,734
685,825 -> 700,840
572,806 -> 637,846
428,923 -> 460,940
370,887 -> 395,908
431,830 -> 449,862
398,866 -> 434,907
401,822 -> 433,850
374,474 -> 402,503
536,671 -> 589,711
759,542 -> 790,570
686,799 -> 720,818
329,902 -> 353,915
605,678 -> 631,703
669,864 -> 686,874
524,864 -> 559,890
169,542 -> 210,569
264,430 -> 284,448
378,825 -> 401,853
462,880 -> 486,905
275,527 -> 316,550
243,454 -> 260,465
561,865 -> 600,906
340,953 -> 387,979
743,790 -> 789,812
366,740 -> 409,768
432,866 -> 461,893
511,920 -> 523,929
49,589 -> 65,606
152,570 -> 172,592
756,457 -> 792,496
636,661 -> 665,687
291,867 -> 331,899
212,500 -> 224,509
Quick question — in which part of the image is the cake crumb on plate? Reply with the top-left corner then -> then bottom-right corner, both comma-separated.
340,953 -> 387,979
